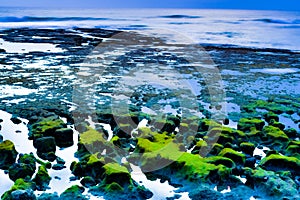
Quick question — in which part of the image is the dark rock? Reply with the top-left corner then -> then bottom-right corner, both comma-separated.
10,116 -> 22,124
37,192 -> 59,200
11,189 -> 36,200
9,163 -> 36,181
54,128 -> 74,148
0,140 -> 18,170
52,164 -> 66,170
34,136 -> 56,153
80,176 -> 97,187
0,134 -> 3,142
56,157 -> 65,165
189,186 -> 223,200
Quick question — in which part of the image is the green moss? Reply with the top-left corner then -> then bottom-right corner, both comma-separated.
80,127 -> 106,145
0,140 -> 18,170
104,182 -> 124,192
247,167 -> 298,198
198,119 -> 221,131
240,142 -> 255,155
103,162 -> 129,175
237,118 -> 265,132
218,148 -> 245,165
33,165 -> 51,191
1,178 -> 35,200
60,185 -> 87,200
174,153 -> 230,182
260,154 -> 300,175
205,156 -> 235,168
262,126 -> 289,141
31,117 -> 65,136
103,162 -> 131,185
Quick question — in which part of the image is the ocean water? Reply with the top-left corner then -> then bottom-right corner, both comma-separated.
0,8 -> 300,51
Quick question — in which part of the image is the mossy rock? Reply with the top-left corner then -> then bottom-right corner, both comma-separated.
60,185 -> 87,200
284,128 -> 298,138
240,142 -> 255,155
205,127 -> 235,145
262,126 -> 289,143
113,123 -> 134,138
209,143 -> 224,155
30,117 -> 66,138
205,156 -> 235,168
263,112 -> 279,123
0,140 -> 18,170
85,154 -> 105,180
269,119 -> 285,130
18,153 -> 36,169
33,165 -> 51,191
1,178 -> 36,200
173,152 -> 231,182
79,127 -> 108,154
191,140 -> 208,155
104,182 -> 124,192
102,162 -> 131,186
237,118 -> 265,132
260,154 -> 300,175
218,148 -> 245,165
198,119 -> 221,131
9,163 -> 36,181
246,168 -> 298,198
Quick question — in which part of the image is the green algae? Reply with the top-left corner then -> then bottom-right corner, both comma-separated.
262,125 -> 289,142
1,178 -> 35,200
218,148 -> 246,165
260,154 -> 300,175
237,118 -> 265,132
0,140 -> 18,170
33,165 -> 51,191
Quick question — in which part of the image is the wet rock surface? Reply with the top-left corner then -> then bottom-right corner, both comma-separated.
0,27 -> 299,199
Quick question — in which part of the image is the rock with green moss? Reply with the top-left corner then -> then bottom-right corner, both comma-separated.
102,162 -> 131,186
205,156 -> 235,168
60,185 -> 87,200
9,153 -> 37,181
260,154 -> 300,175
245,168 -> 299,199
218,148 -> 246,165
237,118 -> 265,132
1,178 -> 36,200
262,125 -> 289,144
284,128 -> 298,138
198,119 -> 221,131
240,142 -> 255,155
9,163 -> 35,182
30,117 -> 66,139
113,123 -> 134,138
0,140 -> 18,170
33,165 -> 51,191
263,112 -> 279,123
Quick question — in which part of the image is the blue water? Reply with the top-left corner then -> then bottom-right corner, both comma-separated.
0,7 -> 300,51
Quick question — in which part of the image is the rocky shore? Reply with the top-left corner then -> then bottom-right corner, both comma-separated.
0,27 -> 299,199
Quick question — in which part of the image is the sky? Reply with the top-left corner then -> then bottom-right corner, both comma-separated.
1,0 -> 300,11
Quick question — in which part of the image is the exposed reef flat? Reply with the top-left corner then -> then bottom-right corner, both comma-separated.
0,27 -> 299,199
